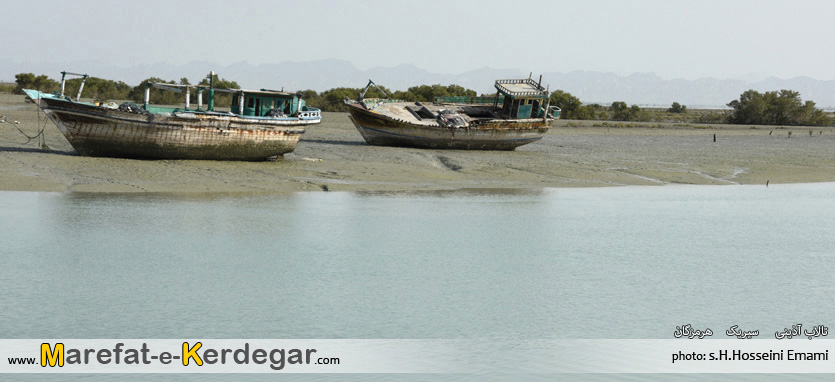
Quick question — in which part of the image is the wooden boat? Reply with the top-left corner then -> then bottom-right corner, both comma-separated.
344,77 -> 560,150
24,71 -> 321,161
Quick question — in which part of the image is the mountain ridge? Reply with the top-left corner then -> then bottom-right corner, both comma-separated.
4,60 -> 835,108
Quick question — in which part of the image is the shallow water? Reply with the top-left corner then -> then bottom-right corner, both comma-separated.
1,183 -> 834,378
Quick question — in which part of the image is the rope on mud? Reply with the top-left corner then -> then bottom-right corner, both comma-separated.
13,124 -> 47,149
11,97 -> 51,149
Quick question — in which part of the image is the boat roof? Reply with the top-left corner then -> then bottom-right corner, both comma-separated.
494,79 -> 548,99
237,89 -> 299,98
147,83 -> 299,98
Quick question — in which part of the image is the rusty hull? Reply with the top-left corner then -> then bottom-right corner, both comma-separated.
346,102 -> 550,150
38,98 -> 310,161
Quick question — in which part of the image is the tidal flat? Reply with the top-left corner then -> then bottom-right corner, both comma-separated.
1,94 -> 834,193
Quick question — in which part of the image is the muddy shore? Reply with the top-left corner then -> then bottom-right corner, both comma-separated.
1,94 -> 834,193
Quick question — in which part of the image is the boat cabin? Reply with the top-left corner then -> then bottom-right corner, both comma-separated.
142,71 -> 316,118
231,90 -> 306,117
494,79 -> 549,119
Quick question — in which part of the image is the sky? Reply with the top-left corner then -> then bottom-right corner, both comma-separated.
4,0 -> 835,81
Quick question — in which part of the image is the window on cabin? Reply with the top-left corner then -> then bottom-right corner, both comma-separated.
247,98 -> 254,108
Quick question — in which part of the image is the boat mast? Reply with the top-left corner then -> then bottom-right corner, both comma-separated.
359,79 -> 390,101
60,71 -> 89,100
207,71 -> 215,112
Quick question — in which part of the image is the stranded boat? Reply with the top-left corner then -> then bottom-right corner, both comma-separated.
24,71 -> 320,161
344,76 -> 560,150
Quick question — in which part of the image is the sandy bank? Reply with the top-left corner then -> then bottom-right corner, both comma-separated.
1,94 -> 834,193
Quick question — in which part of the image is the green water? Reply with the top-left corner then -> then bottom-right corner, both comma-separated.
1,184 -> 834,379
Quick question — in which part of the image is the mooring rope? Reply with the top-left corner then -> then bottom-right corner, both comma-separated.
14,124 -> 40,143
37,99 -> 49,149
15,124 -> 46,149
9,96 -> 50,149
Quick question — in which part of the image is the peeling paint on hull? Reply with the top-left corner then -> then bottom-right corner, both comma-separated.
37,98 -> 312,161
346,103 -> 550,150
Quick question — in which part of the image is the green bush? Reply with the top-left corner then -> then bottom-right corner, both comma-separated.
14,73 -> 59,94
610,102 -> 648,121
668,102 -> 687,113
727,89 -> 830,126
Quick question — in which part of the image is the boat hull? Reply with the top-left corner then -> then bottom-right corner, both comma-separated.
33,96 -> 314,161
346,103 -> 549,150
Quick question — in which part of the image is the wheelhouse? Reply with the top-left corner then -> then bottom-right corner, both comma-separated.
232,90 -> 305,117
141,71 -> 319,120
494,78 -> 549,119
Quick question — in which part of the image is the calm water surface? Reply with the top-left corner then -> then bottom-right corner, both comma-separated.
3,184 -> 834,339
1,184 -> 834,379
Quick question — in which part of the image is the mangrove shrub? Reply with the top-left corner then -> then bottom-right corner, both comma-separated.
727,89 -> 829,126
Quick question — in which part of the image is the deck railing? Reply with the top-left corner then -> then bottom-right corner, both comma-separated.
494,78 -> 548,97
434,96 -> 502,105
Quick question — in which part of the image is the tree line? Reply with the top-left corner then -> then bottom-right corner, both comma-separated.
12,72 -> 832,126
299,84 -> 478,112
12,73 -> 478,111
13,73 -> 241,107
549,89 -> 831,126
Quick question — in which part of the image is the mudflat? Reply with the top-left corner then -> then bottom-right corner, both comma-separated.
1,94 -> 833,193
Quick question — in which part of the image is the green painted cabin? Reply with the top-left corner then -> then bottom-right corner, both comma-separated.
232,90 -> 306,117
494,79 -> 549,119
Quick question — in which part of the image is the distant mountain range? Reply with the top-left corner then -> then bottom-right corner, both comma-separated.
4,59 -> 835,109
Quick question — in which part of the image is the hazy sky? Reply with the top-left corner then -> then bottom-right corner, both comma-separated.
4,0 -> 835,80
